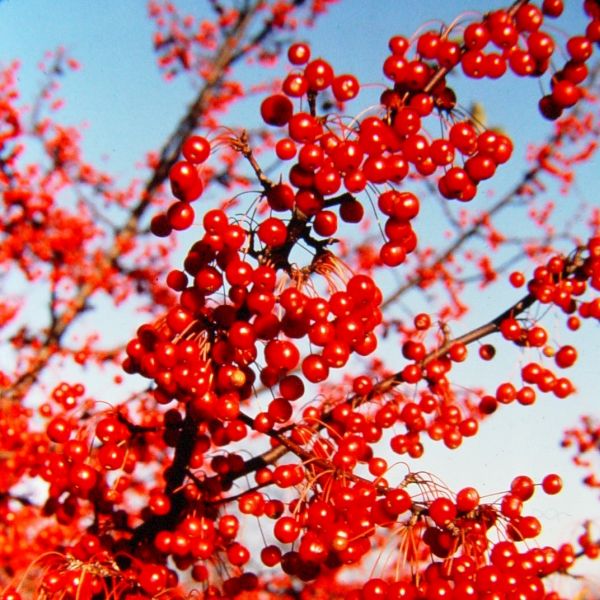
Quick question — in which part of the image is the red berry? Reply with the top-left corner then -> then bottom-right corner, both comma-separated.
332,74 -> 360,101
542,473 -> 563,494
555,345 -> 577,368
304,58 -> 334,91
258,217 -> 287,247
511,475 -> 535,501
274,516 -> 300,543
287,42 -> 311,65
428,497 -> 457,527
168,202 -> 195,230
261,94 -> 294,127
169,161 -> 203,202
456,487 -> 480,512
182,135 -> 210,164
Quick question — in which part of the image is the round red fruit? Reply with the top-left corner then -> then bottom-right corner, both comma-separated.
261,94 -> 294,127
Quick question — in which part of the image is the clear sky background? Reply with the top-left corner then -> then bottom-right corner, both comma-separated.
1,0 -> 600,593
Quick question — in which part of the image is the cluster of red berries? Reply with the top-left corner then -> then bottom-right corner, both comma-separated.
150,134 -> 211,236
562,415 -> 600,496
388,392 -> 479,457
260,35 -> 508,267
235,472 -> 569,598
479,358 -> 573,416
353,540 -> 576,599
129,202 -> 385,404
49,381 -> 85,410
331,474 -> 573,599
121,181 -> 600,598
381,32 -> 515,201
475,241 -> 600,414
523,243 -> 600,314
13,1 -> 600,597
282,42 -> 360,103
383,1 -> 599,123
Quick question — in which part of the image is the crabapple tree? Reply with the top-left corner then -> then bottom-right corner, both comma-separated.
2,0 -> 600,598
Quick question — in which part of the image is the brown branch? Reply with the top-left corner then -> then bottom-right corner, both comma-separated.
232,130 -> 274,191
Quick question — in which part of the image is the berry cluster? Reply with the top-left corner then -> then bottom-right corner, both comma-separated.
5,1 -> 600,598
151,135 -> 211,236
99,2 -> 600,596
